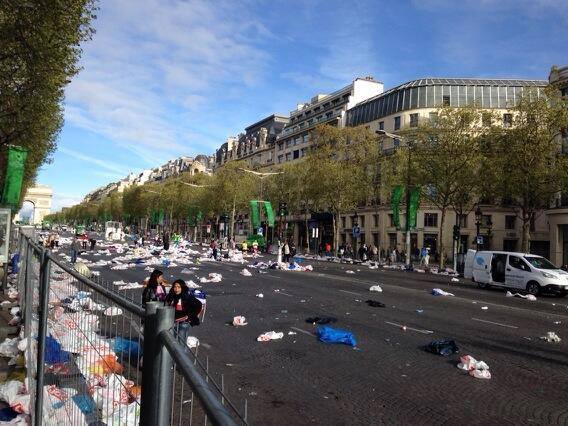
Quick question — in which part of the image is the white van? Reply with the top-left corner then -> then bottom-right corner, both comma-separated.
464,250 -> 568,297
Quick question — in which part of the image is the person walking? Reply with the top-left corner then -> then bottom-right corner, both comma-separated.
325,242 -> 331,257
70,237 -> 80,264
89,233 -> 96,251
420,247 -> 427,265
283,240 -> 290,263
142,269 -> 167,307
165,279 -> 202,345
371,244 -> 378,261
210,239 -> 218,260
163,232 -> 170,251
241,240 -> 248,253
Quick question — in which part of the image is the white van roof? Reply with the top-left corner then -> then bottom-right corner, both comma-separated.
476,250 -> 541,258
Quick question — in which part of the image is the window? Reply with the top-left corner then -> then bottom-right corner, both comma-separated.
373,214 -> 379,227
482,112 -> 492,127
509,255 -> 530,272
482,215 -> 492,227
505,215 -> 516,230
303,134 -> 310,143
326,111 -> 333,119
285,152 -> 292,161
286,140 -> 292,147
429,112 -> 438,123
561,87 -> 568,97
394,116 -> 401,130
267,151 -> 273,161
293,150 -> 299,159
442,95 -> 450,106
503,113 -> 513,127
378,121 -> 384,130
351,215 -> 358,227
388,233 -> 397,248
458,214 -> 468,228
278,155 -> 284,163
341,217 -> 346,228
409,113 -> 419,128
424,213 -> 438,227
373,232 -> 379,247
360,216 -> 365,228
388,214 -> 395,227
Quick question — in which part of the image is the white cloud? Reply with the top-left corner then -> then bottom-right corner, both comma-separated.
65,0 -> 271,162
59,147 -> 131,175
51,193 -> 84,211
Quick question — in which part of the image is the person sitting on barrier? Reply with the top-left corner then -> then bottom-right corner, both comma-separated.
142,269 -> 167,306
165,279 -> 202,345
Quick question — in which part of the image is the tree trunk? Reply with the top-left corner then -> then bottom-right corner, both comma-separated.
305,213 -> 309,254
521,210 -> 531,252
230,196 -> 236,239
333,213 -> 340,257
439,208 -> 447,269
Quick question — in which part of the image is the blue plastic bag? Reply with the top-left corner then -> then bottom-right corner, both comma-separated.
316,326 -> 357,347
113,337 -> 141,357
45,335 -> 70,364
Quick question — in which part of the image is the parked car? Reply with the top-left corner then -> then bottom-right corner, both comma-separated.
464,249 -> 568,297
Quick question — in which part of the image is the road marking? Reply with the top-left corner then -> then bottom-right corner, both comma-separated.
339,289 -> 362,296
201,342 -> 212,349
290,327 -> 315,337
385,321 -> 434,334
276,291 -> 294,297
471,317 -> 518,329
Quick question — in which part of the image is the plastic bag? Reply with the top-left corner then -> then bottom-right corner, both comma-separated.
257,331 -> 284,342
240,269 -> 252,276
369,285 -> 382,292
112,337 -> 141,357
425,339 -> 459,356
232,316 -> 248,326
316,326 -> 357,347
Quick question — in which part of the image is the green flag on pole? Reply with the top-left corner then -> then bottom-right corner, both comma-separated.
390,185 -> 404,229
1,146 -> 28,208
408,187 -> 421,229
249,200 -> 260,228
263,201 -> 275,227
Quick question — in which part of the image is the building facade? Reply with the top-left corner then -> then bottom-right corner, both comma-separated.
275,77 -> 383,165
545,65 -> 568,266
215,114 -> 289,169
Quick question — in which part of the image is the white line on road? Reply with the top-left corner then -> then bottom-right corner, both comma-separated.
201,342 -> 212,349
275,291 -> 294,297
471,317 -> 518,329
290,327 -> 315,337
339,289 -> 362,296
385,321 -> 434,334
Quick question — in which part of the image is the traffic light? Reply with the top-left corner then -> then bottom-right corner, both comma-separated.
279,202 -> 288,216
453,225 -> 460,241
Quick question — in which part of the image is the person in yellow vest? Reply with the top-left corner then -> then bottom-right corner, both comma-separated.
241,241 -> 248,252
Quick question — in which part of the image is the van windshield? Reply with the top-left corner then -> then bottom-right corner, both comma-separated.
524,256 -> 557,270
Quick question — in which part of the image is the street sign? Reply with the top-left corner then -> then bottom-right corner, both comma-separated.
476,235 -> 484,245
257,227 -> 263,235
352,226 -> 360,238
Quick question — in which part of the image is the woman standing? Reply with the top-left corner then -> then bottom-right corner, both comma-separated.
142,269 -> 167,307
165,279 -> 202,345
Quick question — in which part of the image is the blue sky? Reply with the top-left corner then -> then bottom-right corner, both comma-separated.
38,0 -> 568,210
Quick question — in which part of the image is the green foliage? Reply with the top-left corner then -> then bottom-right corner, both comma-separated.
0,0 -> 98,206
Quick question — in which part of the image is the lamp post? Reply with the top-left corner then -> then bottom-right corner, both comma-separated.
475,206 -> 482,251
376,130 -> 412,267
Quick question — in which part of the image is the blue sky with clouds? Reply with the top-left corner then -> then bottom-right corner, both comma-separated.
38,0 -> 568,210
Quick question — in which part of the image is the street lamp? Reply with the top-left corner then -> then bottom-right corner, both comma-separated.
376,130 -> 412,267
475,206 -> 482,251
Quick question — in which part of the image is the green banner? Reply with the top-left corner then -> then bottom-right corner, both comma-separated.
151,210 -> 159,225
390,185 -> 403,229
408,187 -> 421,229
158,209 -> 165,225
1,146 -> 28,208
249,200 -> 260,229
263,201 -> 275,227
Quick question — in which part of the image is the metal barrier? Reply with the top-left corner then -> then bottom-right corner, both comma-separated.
16,230 -> 245,425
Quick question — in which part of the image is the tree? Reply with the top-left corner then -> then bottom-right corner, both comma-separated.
490,87 -> 568,252
305,125 -> 377,255
0,0 -> 97,203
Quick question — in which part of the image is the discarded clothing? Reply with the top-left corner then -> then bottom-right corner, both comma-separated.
257,331 -> 284,342
240,268 -> 252,276
431,288 -> 455,296
365,300 -> 386,308
369,285 -> 383,292
232,316 -> 247,326
457,355 -> 491,379
305,316 -> 338,325
505,291 -> 537,301
540,332 -> 561,343
104,307 -> 123,316
316,326 -> 357,347
425,339 -> 459,356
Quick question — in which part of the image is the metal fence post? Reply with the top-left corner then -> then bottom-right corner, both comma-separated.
140,302 -> 175,426
34,249 -> 51,426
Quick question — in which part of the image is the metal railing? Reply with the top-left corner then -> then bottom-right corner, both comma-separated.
15,230 -> 246,425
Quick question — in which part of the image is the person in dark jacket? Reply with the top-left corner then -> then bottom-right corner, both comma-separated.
165,279 -> 202,345
142,269 -> 167,307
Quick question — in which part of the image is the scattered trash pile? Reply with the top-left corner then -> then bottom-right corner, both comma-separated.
505,291 -> 537,301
